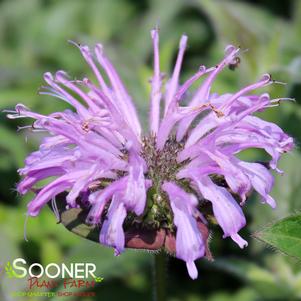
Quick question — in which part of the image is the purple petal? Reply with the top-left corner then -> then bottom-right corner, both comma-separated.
149,29 -> 162,134
194,176 -> 247,248
27,173 -> 79,216
164,35 -> 187,114
94,44 -> 142,137
99,195 -> 126,255
123,161 -> 146,215
237,161 -> 276,208
17,167 -> 64,194
186,261 -> 198,280
86,177 -> 126,224
176,45 -> 240,141
162,182 -> 205,279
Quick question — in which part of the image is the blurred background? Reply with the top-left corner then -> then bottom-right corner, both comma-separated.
1,0 -> 301,300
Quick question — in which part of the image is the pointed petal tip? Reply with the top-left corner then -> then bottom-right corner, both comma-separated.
79,45 -> 93,60
260,73 -> 272,83
95,43 -> 104,56
224,45 -> 237,55
266,195 -> 277,209
231,234 -> 248,249
199,65 -> 206,73
186,261 -> 198,280
43,72 -> 54,83
114,249 -> 122,256
27,205 -> 39,217
17,182 -> 27,195
179,35 -> 188,48
151,28 -> 159,39
55,70 -> 69,83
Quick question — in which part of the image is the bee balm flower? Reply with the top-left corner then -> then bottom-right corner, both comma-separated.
7,29 -> 293,279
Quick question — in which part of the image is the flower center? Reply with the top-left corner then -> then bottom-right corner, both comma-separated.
127,135 -> 191,231
141,135 -> 187,191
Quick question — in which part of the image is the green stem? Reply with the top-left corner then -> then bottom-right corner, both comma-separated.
153,252 -> 167,301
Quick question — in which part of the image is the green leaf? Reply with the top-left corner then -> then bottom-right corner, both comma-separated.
254,213 -> 301,260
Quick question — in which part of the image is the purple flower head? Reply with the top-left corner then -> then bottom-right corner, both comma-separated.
7,29 -> 293,279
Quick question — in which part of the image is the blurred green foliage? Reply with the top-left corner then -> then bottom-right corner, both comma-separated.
0,0 -> 301,300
